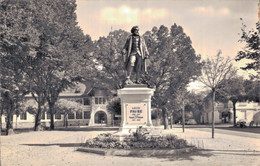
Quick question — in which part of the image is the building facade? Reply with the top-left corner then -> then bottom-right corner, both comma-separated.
1,85 -> 114,129
201,101 -> 260,125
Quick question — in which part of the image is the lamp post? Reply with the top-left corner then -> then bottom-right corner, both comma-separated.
182,100 -> 185,133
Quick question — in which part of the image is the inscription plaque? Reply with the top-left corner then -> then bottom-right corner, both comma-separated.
126,103 -> 147,124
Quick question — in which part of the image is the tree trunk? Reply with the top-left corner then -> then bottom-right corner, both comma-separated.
49,102 -> 55,130
0,113 -> 2,135
34,101 -> 42,131
64,113 -> 68,128
63,113 -> 66,127
0,105 -> 3,135
156,111 -> 160,126
212,89 -> 215,139
112,112 -> 114,127
162,107 -> 169,130
170,115 -> 173,129
233,101 -> 237,126
182,101 -> 185,133
6,105 -> 14,135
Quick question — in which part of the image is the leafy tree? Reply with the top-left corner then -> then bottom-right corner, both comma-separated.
20,99 -> 49,116
143,24 -> 202,129
165,90 -> 189,130
236,20 -> 260,77
93,29 -> 130,90
37,1 -> 91,130
17,0 -> 91,131
0,0 -> 38,134
0,0 -> 93,131
185,92 -> 205,124
198,50 -> 236,138
107,98 -> 121,115
216,77 -> 245,126
0,0 -> 95,132
243,79 -> 260,102
55,99 -> 85,127
107,98 -> 121,126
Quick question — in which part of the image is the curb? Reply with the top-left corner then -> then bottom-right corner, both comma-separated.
77,147 -> 196,157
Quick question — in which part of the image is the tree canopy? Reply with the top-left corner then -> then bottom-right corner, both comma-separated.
0,0 -> 93,131
93,29 -> 130,90
143,24 -> 202,111
198,50 -> 236,138
236,20 -> 260,76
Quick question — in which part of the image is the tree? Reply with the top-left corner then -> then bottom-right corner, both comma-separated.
243,79 -> 260,102
143,24 -> 202,129
185,92 -> 205,124
38,1 -> 91,130
236,20 -> 260,77
107,98 -> 121,126
55,99 -> 85,128
216,76 -> 245,126
167,90 -> 189,131
20,99 -> 48,123
0,0 -> 94,131
21,0 -> 91,131
0,0 -> 38,134
93,29 -> 130,90
198,50 -> 236,138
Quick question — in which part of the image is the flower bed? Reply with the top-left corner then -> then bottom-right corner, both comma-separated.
83,127 -> 193,150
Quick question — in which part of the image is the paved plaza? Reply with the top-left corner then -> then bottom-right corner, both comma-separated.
1,127 -> 260,166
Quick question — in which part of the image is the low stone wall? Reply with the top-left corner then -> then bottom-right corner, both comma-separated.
77,147 -> 196,157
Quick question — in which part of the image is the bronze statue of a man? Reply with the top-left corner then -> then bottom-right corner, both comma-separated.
122,26 -> 149,84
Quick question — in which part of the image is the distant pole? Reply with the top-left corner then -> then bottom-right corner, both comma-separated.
182,100 -> 185,133
212,89 -> 215,138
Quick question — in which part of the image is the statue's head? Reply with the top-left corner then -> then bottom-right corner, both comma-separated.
131,26 -> 139,36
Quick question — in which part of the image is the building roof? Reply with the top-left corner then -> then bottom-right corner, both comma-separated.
24,82 -> 110,99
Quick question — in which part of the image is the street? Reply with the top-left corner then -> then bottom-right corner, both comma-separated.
191,127 -> 260,139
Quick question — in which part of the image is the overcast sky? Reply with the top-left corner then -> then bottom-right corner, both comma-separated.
75,0 -> 259,79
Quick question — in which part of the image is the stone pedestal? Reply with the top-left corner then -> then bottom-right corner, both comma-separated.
117,85 -> 155,134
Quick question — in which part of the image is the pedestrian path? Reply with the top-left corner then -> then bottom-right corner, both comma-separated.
192,127 -> 260,139
162,128 -> 260,151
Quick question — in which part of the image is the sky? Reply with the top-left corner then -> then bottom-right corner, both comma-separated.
75,0 -> 259,88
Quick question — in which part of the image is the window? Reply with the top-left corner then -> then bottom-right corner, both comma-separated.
95,97 -> 106,105
47,113 -> 51,119
84,111 -> 91,119
41,112 -> 45,120
99,98 -> 102,104
75,99 -> 82,104
20,112 -> 27,120
224,103 -> 228,108
55,112 -> 61,119
83,98 -> 90,105
68,113 -> 75,119
76,112 -> 83,119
